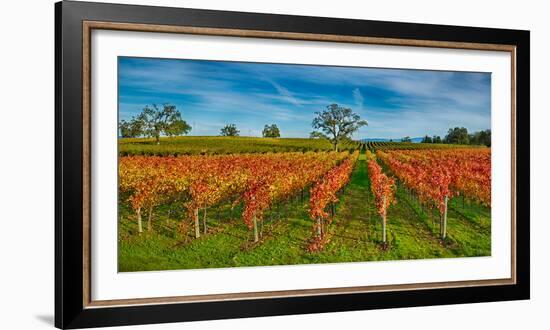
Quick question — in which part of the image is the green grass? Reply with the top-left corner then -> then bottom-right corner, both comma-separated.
119,136 -> 360,155
118,155 -> 491,272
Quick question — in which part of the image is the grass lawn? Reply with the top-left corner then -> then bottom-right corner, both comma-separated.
118,154 -> 491,272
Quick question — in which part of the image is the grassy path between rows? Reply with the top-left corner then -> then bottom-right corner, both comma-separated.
118,156 -> 491,272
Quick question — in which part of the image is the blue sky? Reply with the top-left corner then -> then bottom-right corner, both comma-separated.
118,57 -> 491,139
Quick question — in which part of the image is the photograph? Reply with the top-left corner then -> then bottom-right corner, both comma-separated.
117,56 -> 492,272
49,1 -> 532,328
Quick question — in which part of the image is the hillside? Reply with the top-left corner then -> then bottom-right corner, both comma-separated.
119,136 -> 361,155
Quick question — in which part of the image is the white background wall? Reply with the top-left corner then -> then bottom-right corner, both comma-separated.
0,0 -> 546,329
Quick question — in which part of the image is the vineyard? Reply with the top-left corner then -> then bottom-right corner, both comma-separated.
119,136 -> 361,155
120,151 -> 356,243
118,143 -> 491,271
362,141 -> 482,151
376,148 -> 490,240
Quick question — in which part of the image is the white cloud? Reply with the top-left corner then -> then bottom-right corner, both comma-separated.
261,77 -> 303,107
352,88 -> 364,110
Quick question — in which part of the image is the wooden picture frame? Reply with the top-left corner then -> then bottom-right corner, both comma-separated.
55,1 -> 530,328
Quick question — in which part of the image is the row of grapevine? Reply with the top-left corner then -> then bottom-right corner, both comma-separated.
382,149 -> 491,206
376,148 -> 491,239
119,151 -> 354,242
308,151 -> 359,250
366,154 -> 396,245
363,141 -> 477,151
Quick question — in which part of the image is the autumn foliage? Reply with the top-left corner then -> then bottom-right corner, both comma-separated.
367,159 -> 396,220
377,148 -> 490,214
119,147 -> 490,250
308,151 -> 359,250
119,152 -> 354,240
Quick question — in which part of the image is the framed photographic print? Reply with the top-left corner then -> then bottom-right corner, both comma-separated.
55,1 -> 530,328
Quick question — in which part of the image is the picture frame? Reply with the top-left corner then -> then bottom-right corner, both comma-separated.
55,1 -> 530,328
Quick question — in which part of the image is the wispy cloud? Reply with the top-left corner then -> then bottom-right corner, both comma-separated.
261,76 -> 303,107
352,88 -> 364,111
118,57 -> 491,138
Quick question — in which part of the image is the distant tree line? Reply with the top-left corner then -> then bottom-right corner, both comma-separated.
420,135 -> 443,144
218,123 -> 282,137
421,127 -> 491,146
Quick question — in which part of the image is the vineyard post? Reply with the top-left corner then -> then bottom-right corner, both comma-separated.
441,195 -> 448,240
253,214 -> 259,243
136,207 -> 143,234
193,208 -> 200,238
366,187 -> 370,219
260,218 -> 263,238
147,206 -> 153,232
382,195 -> 387,244
203,208 -> 207,234
430,204 -> 434,226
